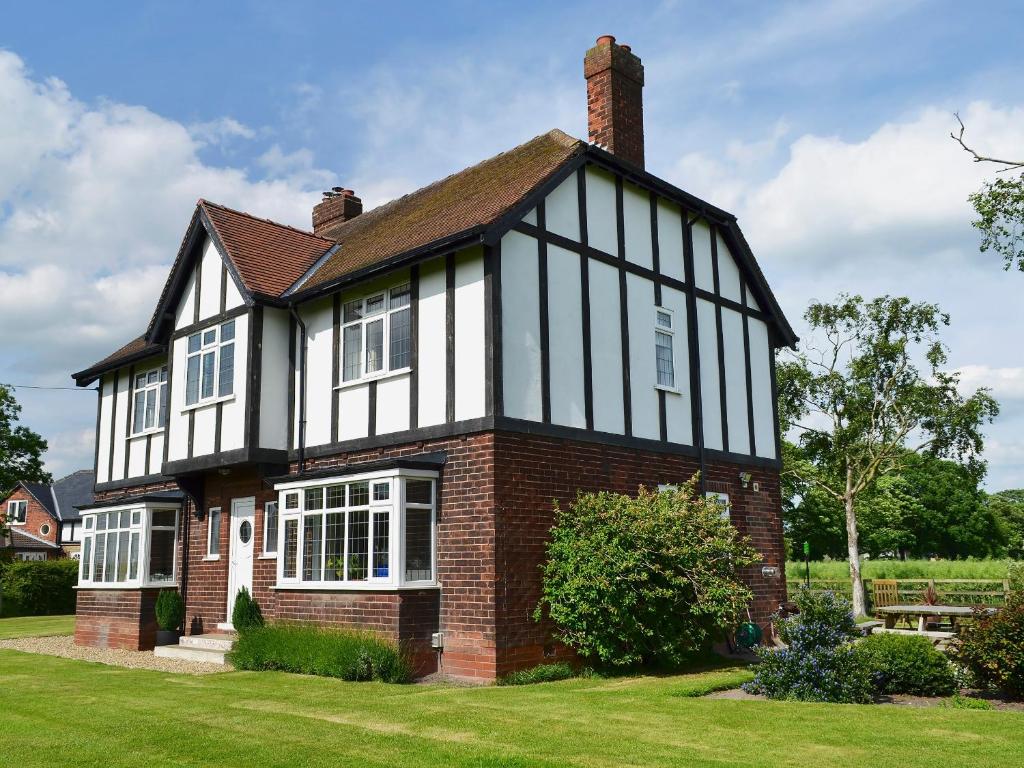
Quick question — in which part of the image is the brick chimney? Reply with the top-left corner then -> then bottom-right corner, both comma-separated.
312,187 -> 362,239
584,35 -> 645,168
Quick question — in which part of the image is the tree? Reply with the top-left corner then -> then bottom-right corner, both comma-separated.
951,115 -> 1024,271
778,295 -> 999,615
987,490 -> 1024,559
0,384 -> 50,497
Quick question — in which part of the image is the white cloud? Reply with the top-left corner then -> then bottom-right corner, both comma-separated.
955,366 -> 1024,402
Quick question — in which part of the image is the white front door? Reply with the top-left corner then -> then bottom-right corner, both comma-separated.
225,497 -> 256,627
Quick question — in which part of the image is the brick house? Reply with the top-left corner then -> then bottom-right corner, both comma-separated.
70,37 -> 795,680
1,470 -> 93,560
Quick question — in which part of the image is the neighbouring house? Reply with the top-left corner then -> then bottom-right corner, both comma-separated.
69,37 -> 796,679
1,470 -> 94,560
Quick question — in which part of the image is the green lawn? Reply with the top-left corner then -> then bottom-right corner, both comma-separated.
1,650 -> 1021,767
0,614 -> 75,639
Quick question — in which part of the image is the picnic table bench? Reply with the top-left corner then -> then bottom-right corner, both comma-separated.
875,604 -> 994,632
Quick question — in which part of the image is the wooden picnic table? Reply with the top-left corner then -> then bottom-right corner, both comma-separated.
875,604 -> 995,632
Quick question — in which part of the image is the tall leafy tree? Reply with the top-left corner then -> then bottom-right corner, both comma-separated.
0,384 -> 50,497
778,295 -> 999,615
987,490 -> 1024,559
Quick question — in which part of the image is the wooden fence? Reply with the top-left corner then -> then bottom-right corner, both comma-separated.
785,578 -> 1011,608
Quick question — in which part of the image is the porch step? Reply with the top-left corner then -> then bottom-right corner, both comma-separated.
180,633 -> 236,652
154,633 -> 235,665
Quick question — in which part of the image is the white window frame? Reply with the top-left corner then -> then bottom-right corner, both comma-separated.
206,507 -> 222,560
260,501 -> 278,558
183,319 -> 236,409
706,491 -> 731,520
654,306 -> 679,393
337,282 -> 412,388
77,504 -> 181,589
274,469 -> 437,590
7,499 -> 27,525
132,364 -> 169,435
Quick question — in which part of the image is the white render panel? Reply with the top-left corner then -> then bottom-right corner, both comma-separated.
585,166 -> 618,256
454,249 -> 485,421
302,299 -> 334,447
697,299 -> 723,451
622,182 -> 653,269
661,286 -> 692,446
109,370 -> 129,481
522,207 -> 537,226
376,374 -> 411,435
191,404 -> 216,456
745,288 -> 761,311
588,258 -> 624,434
338,384 -> 369,441
626,273 -> 659,440
547,244 -> 586,428
260,308 -> 290,450
127,436 -> 147,478
500,231 -> 542,422
167,336 -> 190,462
224,268 -> 245,311
544,174 -> 580,242
197,238 -> 223,321
417,257 -> 447,427
95,376 -> 113,483
692,220 -> 715,293
218,311 -> 249,453
716,233 -> 742,303
656,200 -> 685,283
749,318 -> 776,459
175,268 -> 197,330
148,433 -> 165,475
722,308 -> 750,455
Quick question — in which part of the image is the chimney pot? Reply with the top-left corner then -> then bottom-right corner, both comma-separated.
584,36 -> 645,168
313,187 -> 362,239
596,34 -> 615,46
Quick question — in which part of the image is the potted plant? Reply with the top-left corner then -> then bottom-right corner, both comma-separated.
155,589 -> 185,646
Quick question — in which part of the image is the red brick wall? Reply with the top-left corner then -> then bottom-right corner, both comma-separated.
75,588 -> 161,650
2,487 -> 59,551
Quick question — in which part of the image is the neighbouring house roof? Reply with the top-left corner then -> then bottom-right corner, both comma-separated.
71,335 -> 165,387
51,470 -> 94,522
1,527 -> 60,551
18,481 -> 57,517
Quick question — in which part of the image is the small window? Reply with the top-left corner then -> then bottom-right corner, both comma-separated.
263,501 -> 278,555
185,320 -> 236,406
706,492 -> 731,521
372,482 -> 390,502
284,492 -> 299,510
132,365 -> 168,433
654,307 -> 676,389
7,500 -> 27,524
39,523 -> 50,536
207,507 -> 221,557
341,282 -> 413,383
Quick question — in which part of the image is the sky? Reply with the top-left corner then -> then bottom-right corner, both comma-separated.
1,0 -> 1023,489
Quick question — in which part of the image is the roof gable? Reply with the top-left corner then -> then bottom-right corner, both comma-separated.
51,470 -> 94,521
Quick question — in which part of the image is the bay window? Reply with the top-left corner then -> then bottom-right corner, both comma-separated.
78,503 -> 180,587
132,365 -> 168,433
185,319 -> 235,406
275,471 -> 436,589
341,283 -> 412,383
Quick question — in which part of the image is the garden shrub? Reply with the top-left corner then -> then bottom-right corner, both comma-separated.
536,478 -> 759,668
953,591 -> 1024,699
231,586 -> 264,632
155,590 -> 184,632
940,694 -> 994,710
855,633 -> 956,696
498,662 -> 578,686
228,624 -> 410,683
0,559 -> 78,616
1008,561 -> 1024,593
744,588 -> 873,703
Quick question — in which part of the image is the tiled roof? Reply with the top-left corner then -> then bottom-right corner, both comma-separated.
52,470 -> 94,522
2,527 -> 59,551
20,481 -> 56,517
199,200 -> 335,298
73,335 -> 164,385
297,129 -> 585,291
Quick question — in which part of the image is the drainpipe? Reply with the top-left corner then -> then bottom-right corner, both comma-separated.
288,305 -> 307,474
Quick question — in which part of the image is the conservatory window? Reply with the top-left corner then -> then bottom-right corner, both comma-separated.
78,506 -> 179,588
340,283 -> 412,383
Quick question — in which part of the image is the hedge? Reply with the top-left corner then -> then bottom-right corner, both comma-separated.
0,559 -> 79,617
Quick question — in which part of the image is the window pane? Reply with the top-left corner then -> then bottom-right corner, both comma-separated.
148,529 -> 175,583
209,509 -> 221,556
304,487 -> 324,510
201,352 -> 216,398
324,512 -> 344,581
104,532 -> 117,582
186,355 -> 200,405
116,531 -> 130,581
343,299 -> 362,323
144,388 -> 157,430
365,319 -> 384,373
135,374 -> 146,389
152,509 -> 176,527
96,513 -> 107,531
158,383 -> 168,428
283,519 -> 298,578
85,516 -> 93,530
349,482 -> 369,506
218,342 -> 234,397
221,319 -> 235,342
188,333 -> 201,354
203,329 -> 216,345
147,370 -> 158,385
347,510 -> 369,581
342,324 -> 362,382
372,482 -> 390,502
284,492 -> 299,510
119,510 -> 130,529
406,479 -> 433,505
404,508 -> 432,581
133,391 -> 146,434
365,294 -> 385,315
160,367 -> 168,383
128,532 -> 139,580
657,310 -> 672,328
131,510 -> 141,526
656,330 -> 675,388
390,283 -> 411,309
302,514 -> 323,581
264,502 -> 278,553
326,485 -> 345,508
93,535 -> 105,581
389,307 -> 411,370
372,511 -> 389,578
82,538 -> 92,581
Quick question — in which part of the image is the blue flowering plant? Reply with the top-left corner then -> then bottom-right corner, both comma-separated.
743,587 -> 872,703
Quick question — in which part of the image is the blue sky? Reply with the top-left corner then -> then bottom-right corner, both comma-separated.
1,0 -> 1023,488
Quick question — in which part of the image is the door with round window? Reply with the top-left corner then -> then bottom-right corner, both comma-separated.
225,497 -> 256,628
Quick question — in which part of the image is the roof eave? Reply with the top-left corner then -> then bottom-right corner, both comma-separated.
71,344 -> 168,387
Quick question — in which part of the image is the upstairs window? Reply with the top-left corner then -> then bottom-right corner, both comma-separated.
185,320 -> 235,406
341,283 -> 411,383
654,308 -> 676,389
7,500 -> 27,524
132,365 -> 168,433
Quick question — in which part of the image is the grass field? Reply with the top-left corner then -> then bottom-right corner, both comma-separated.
1,649 -> 1022,767
786,559 -> 1015,581
0,615 -> 76,640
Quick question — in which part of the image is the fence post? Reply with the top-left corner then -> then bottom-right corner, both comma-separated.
1004,580 -> 1010,603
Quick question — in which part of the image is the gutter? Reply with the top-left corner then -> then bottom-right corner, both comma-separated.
288,305 -> 308,474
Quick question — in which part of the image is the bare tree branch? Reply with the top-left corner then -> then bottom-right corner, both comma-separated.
951,113 -> 1024,172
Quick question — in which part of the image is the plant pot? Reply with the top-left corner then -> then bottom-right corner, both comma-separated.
155,629 -> 181,646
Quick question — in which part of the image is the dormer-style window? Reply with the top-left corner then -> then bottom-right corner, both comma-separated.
6,500 -> 27,525
185,319 -> 235,406
655,307 -> 676,390
132,365 -> 168,433
341,283 -> 411,383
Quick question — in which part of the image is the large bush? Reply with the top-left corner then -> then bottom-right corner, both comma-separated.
744,588 -> 872,703
856,633 -> 956,696
536,479 -> 759,668
953,591 -> 1024,699
155,590 -> 184,632
229,624 -> 410,683
0,559 -> 78,616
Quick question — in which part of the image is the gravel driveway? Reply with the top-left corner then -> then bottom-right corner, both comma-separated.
0,635 -> 230,675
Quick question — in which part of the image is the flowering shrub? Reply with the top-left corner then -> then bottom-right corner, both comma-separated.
953,591 -> 1024,699
744,588 -> 872,703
